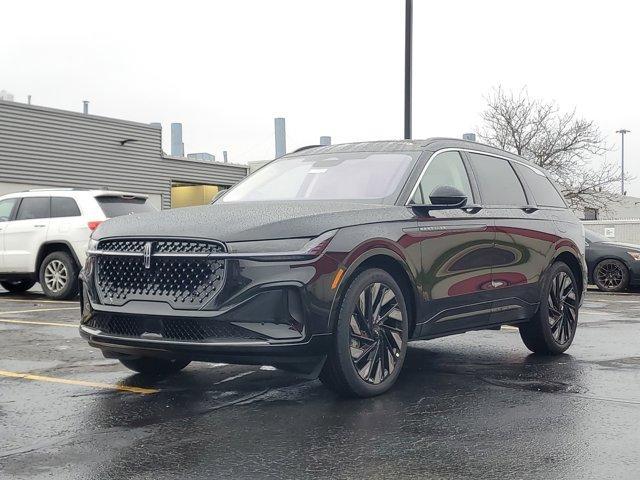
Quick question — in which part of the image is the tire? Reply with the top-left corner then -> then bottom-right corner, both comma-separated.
119,357 -> 191,375
0,280 -> 36,293
38,251 -> 79,300
519,261 -> 579,355
320,268 -> 409,398
593,259 -> 629,292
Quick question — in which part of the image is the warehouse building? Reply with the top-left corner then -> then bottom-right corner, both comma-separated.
0,100 -> 248,209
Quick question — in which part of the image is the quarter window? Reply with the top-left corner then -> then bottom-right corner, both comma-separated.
16,197 -> 50,220
411,151 -> 473,204
468,153 -> 527,206
514,163 -> 566,208
0,198 -> 17,222
51,197 -> 81,217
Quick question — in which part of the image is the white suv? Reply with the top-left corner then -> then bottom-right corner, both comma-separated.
0,189 -> 156,299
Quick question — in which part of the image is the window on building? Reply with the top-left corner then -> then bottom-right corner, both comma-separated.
514,163 -> 566,208
51,197 -> 81,218
468,153 -> 527,206
410,151 -> 473,204
0,198 -> 17,222
584,207 -> 598,220
16,197 -> 51,220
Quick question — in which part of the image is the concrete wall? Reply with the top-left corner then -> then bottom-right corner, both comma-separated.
0,100 -> 248,209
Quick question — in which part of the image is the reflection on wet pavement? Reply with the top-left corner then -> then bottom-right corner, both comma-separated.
0,289 -> 639,479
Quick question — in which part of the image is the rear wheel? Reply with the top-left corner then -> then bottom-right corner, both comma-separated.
0,280 -> 36,293
39,251 -> 79,299
519,261 -> 579,355
593,259 -> 629,292
320,268 -> 409,397
119,357 -> 191,375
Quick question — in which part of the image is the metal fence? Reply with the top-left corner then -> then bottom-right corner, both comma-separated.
583,219 -> 640,244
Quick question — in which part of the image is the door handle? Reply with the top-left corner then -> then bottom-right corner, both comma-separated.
33,224 -> 47,228
521,206 -> 539,214
462,204 -> 483,214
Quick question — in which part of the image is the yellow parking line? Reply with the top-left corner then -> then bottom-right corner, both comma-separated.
0,318 -> 77,328
0,369 -> 158,395
0,307 -> 79,315
501,325 -> 519,331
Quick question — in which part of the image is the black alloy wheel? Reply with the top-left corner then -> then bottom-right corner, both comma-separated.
348,282 -> 404,384
546,270 -> 578,345
520,261 -> 579,355
594,259 -> 629,292
320,268 -> 409,397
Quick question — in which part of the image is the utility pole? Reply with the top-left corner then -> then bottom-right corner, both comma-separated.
616,129 -> 630,195
404,0 -> 412,140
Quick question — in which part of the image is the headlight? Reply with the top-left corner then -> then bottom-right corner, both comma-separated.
627,251 -> 640,261
87,238 -> 99,254
225,230 -> 337,260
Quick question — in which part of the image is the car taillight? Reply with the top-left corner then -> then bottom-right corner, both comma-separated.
87,221 -> 103,231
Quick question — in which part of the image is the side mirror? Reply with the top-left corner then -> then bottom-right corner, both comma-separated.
428,185 -> 468,207
410,185 -> 468,215
211,189 -> 227,204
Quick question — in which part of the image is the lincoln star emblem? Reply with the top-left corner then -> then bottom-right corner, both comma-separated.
143,241 -> 153,269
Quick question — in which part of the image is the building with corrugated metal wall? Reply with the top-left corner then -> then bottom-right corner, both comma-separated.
0,100 -> 248,209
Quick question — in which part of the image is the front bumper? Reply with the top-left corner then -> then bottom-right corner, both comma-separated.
79,324 -> 331,376
79,251 -> 342,376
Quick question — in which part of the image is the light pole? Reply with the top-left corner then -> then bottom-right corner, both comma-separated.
616,129 -> 630,195
404,0 -> 412,140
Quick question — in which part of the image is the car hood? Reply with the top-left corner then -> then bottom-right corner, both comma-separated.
93,200 -> 413,242
596,241 -> 640,251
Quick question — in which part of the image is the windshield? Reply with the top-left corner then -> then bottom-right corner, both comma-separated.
585,230 -> 608,243
222,152 -> 418,203
96,196 -> 156,218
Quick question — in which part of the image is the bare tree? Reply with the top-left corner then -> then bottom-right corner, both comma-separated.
478,86 -> 622,211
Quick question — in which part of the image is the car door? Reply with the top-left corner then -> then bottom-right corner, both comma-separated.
467,153 -> 558,324
0,197 -> 20,272
407,150 -> 497,337
3,196 -> 51,273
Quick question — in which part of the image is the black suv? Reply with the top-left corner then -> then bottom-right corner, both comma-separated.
80,139 -> 586,397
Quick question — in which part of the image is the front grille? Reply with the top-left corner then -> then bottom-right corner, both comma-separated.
95,239 -> 226,309
86,313 -> 264,342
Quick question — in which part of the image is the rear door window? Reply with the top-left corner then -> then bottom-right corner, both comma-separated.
96,196 -> 155,218
411,151 -> 474,204
468,153 -> 527,206
16,197 -> 51,220
51,197 -> 82,217
514,163 -> 566,208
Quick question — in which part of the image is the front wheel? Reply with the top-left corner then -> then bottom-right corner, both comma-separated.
39,251 -> 79,299
119,357 -> 191,375
0,280 -> 36,293
320,268 -> 409,398
593,259 -> 629,292
519,261 -> 579,355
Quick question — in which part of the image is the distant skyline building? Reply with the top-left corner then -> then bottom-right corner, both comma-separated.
171,122 -> 184,157
274,117 -> 286,158
0,90 -> 15,101
187,152 -> 215,162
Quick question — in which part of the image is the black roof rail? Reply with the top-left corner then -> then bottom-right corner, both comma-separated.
292,145 -> 323,153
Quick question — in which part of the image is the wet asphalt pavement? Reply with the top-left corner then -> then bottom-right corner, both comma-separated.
0,287 -> 639,479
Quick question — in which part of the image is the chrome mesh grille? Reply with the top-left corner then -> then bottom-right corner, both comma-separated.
95,239 -> 225,309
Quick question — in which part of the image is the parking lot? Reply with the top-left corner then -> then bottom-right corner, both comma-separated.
0,287 -> 638,479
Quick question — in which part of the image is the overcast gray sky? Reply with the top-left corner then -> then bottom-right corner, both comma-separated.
2,0 -> 639,194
